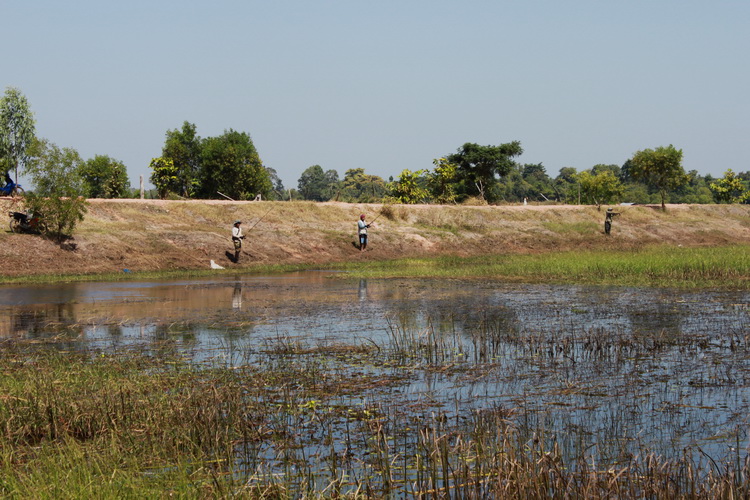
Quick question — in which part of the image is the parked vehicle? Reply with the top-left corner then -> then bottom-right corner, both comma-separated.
9,211 -> 45,234
1,175 -> 24,197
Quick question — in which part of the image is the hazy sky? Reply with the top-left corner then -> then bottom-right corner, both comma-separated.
3,0 -> 748,190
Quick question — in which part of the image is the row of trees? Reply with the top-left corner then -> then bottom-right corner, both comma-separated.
150,121 -> 277,201
4,86 -> 749,219
296,142 -> 750,208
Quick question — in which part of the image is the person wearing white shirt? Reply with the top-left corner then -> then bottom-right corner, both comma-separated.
232,220 -> 244,261
357,214 -> 370,252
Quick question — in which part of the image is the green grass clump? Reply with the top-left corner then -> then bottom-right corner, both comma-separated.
338,244 -> 750,288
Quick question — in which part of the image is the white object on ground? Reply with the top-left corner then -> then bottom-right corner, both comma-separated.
210,260 -> 225,269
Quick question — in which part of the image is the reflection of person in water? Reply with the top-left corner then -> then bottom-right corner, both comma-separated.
358,279 -> 367,302
232,282 -> 242,309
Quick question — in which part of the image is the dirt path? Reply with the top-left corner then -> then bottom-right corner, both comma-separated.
1,198 -> 749,278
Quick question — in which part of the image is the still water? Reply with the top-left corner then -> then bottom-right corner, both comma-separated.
2,272 -> 749,465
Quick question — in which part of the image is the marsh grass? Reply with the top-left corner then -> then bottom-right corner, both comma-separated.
2,319 -> 749,499
340,245 -> 750,288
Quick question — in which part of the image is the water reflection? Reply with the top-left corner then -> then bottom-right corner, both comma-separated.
232,282 -> 242,310
1,273 -> 749,464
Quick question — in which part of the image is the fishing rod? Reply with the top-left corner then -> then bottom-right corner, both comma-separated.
247,206 -> 274,231
367,210 -> 387,226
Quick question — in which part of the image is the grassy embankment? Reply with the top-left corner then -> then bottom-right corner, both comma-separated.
0,199 -> 748,287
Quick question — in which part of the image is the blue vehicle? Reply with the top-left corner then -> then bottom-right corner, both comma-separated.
1,172 -> 24,197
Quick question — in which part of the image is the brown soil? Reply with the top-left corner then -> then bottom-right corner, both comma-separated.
1,197 -> 749,278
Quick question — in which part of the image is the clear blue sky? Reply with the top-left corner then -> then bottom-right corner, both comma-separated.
3,0 -> 748,190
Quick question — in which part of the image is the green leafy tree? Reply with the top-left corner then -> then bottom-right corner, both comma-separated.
297,165 -> 339,201
710,169 -> 748,203
591,163 -> 622,178
629,145 -> 687,210
446,141 -> 523,202
0,87 -> 36,183
671,170 -> 714,204
197,129 -> 271,200
621,182 -> 652,204
428,157 -> 460,204
323,169 -> 341,200
576,170 -> 624,207
339,168 -> 387,202
162,121 -> 202,197
493,165 -> 524,202
520,163 -> 554,201
390,169 -> 428,204
554,167 -> 579,203
149,157 -> 179,199
25,138 -> 88,242
79,155 -> 131,198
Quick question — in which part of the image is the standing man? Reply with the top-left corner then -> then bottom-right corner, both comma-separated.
358,214 -> 370,252
604,208 -> 620,235
232,220 -> 244,262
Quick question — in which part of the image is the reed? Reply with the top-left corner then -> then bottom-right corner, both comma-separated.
2,328 -> 749,498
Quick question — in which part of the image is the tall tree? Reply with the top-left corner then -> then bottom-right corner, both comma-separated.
197,129 -> 271,200
25,138 -> 88,242
79,155 -> 131,198
149,157 -> 179,199
428,157 -> 460,204
297,165 -> 331,201
629,145 -> 687,210
446,141 -> 523,202
0,87 -> 36,183
339,168 -> 387,202
162,121 -> 201,197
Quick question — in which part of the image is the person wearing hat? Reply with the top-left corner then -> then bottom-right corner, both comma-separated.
232,220 -> 244,261
357,214 -> 370,252
604,207 -> 620,235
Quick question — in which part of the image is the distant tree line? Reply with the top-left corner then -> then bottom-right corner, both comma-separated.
296,142 -> 750,207
3,86 -> 749,215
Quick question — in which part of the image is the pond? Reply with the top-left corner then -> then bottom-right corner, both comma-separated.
2,272 -> 749,490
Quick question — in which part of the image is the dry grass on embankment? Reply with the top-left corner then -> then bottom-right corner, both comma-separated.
0,197 -> 749,278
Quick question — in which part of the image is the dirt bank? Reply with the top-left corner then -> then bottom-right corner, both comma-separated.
1,197 -> 749,278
